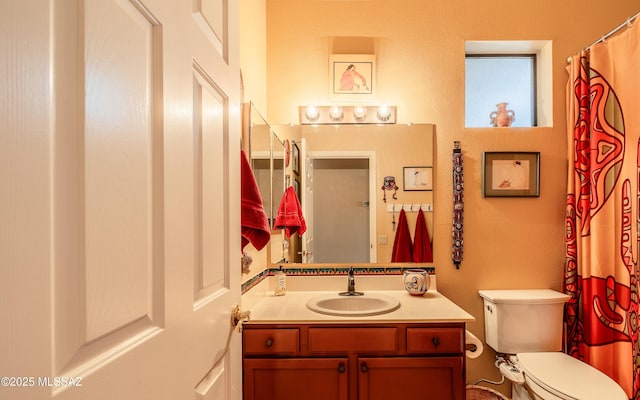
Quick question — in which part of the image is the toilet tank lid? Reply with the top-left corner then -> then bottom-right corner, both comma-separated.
478,289 -> 570,304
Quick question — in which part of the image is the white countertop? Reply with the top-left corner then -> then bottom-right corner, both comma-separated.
244,276 -> 475,324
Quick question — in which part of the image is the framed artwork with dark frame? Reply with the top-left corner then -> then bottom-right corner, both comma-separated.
403,166 -> 433,191
329,54 -> 376,101
291,141 -> 300,176
482,152 -> 540,197
293,177 -> 300,199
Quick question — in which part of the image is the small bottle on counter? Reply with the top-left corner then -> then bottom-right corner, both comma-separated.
275,266 -> 287,296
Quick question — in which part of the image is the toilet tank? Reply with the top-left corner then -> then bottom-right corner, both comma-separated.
478,289 -> 570,354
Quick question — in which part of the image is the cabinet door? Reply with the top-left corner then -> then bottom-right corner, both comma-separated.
358,357 -> 464,400
244,358 -> 348,400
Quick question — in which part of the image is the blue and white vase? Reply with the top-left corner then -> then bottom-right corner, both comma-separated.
403,269 -> 430,296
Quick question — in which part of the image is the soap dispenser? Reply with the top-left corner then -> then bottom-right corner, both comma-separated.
275,266 -> 287,296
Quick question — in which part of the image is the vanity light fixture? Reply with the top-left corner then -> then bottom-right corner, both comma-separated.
298,105 -> 396,125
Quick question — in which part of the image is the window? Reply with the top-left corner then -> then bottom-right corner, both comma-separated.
464,40 -> 553,128
465,54 -> 536,127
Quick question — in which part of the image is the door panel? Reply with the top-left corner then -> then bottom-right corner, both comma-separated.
358,357 -> 465,400
244,358 -> 349,400
193,0 -> 227,60
55,0 -> 165,380
193,62 -> 229,302
82,0 -> 162,344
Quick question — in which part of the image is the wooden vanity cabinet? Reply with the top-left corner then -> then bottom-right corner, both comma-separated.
242,323 -> 466,400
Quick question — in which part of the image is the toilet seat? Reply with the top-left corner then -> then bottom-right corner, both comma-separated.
516,352 -> 627,400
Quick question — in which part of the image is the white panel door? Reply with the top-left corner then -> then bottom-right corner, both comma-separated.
0,1 -> 242,399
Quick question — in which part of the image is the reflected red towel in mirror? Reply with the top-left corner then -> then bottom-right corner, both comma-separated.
274,186 -> 307,238
412,208 -> 433,262
241,150 -> 271,251
391,209 -> 413,262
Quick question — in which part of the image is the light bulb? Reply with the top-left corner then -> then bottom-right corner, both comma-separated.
353,105 -> 368,120
329,105 -> 343,121
304,105 -> 320,122
377,105 -> 392,121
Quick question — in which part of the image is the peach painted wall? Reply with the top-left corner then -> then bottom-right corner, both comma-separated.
260,0 -> 640,394
239,0 -> 267,112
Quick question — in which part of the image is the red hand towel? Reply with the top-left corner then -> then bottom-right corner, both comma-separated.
412,208 -> 433,262
391,209 -> 413,262
241,150 -> 271,251
274,186 -> 307,239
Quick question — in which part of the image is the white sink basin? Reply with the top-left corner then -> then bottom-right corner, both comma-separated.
306,293 -> 401,316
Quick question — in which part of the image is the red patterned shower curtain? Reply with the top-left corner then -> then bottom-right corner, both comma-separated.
564,23 -> 640,399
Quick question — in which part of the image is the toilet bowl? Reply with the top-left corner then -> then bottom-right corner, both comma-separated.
510,352 -> 627,400
479,289 -> 627,400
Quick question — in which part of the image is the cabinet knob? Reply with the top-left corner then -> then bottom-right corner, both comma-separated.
338,363 -> 345,373
265,338 -> 273,348
432,337 -> 441,348
361,363 -> 368,373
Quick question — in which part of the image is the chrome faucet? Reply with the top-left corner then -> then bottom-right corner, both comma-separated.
339,267 -> 364,296
348,269 -> 356,292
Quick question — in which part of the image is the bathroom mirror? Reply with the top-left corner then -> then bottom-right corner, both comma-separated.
244,103 -> 286,231
270,123 -> 435,266
246,106 -> 271,221
241,103 -> 287,283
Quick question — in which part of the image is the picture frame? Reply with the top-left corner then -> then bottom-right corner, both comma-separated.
403,166 -> 433,191
482,152 -> 540,197
329,54 -> 376,101
291,141 -> 300,175
293,177 -> 300,199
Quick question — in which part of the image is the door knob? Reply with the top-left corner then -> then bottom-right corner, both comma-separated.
231,305 -> 251,331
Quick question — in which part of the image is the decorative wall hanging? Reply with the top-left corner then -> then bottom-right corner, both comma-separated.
403,166 -> 433,191
381,175 -> 398,203
482,152 -> 540,197
452,141 -> 464,269
329,54 -> 376,101
291,141 -> 300,175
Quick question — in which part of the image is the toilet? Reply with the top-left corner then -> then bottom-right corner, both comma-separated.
479,289 -> 627,400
